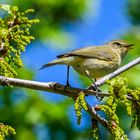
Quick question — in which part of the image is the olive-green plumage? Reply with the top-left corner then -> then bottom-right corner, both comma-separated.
40,40 -> 134,79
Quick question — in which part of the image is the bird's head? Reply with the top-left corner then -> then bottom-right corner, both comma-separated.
106,40 -> 134,58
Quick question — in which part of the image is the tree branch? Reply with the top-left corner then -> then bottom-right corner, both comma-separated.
0,76 -> 107,98
0,57 -> 139,96
0,57 -> 139,138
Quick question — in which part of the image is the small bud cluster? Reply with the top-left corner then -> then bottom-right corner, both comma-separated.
90,128 -> 99,140
0,4 -> 39,139
108,121 -> 128,140
74,91 -> 88,125
0,123 -> 16,139
98,77 -> 140,139
129,88 -> 140,129
0,4 -> 39,77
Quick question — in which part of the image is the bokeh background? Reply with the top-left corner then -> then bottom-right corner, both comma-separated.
0,0 -> 140,139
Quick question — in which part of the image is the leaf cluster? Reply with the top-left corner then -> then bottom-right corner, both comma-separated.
0,4 -> 39,77
0,123 -> 16,140
74,91 -> 88,125
75,77 -> 140,139
100,77 -> 140,139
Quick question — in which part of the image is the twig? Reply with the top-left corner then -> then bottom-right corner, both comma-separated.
87,104 -> 109,128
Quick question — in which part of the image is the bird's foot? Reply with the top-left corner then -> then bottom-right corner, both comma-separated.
64,82 -> 71,91
88,83 -> 103,101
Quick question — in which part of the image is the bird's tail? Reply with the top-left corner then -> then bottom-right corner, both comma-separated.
39,59 -> 65,70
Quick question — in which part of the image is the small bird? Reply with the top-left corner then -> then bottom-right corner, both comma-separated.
40,40 -> 134,86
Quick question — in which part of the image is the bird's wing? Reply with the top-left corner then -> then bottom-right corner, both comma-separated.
57,46 -> 116,61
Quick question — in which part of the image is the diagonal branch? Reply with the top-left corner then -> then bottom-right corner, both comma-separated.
0,57 -> 139,98
0,57 -> 139,96
0,57 -> 139,138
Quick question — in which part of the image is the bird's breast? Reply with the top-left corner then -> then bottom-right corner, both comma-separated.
71,57 -> 120,78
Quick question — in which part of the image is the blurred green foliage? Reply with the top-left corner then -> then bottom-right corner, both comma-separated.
78,0 -> 140,139
122,30 -> 140,88
96,1 -> 140,139
0,2 -> 90,140
0,4 -> 39,139
120,0 -> 140,88
0,67 -> 90,140
0,0 -> 140,140
127,0 -> 140,25
8,0 -> 88,48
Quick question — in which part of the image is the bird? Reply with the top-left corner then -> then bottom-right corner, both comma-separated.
39,40 -> 134,87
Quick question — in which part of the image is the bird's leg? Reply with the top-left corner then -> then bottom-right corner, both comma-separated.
64,65 -> 71,90
85,70 -> 102,101
85,70 -> 98,90
66,65 -> 70,86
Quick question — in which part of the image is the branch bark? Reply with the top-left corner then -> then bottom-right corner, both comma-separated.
0,76 -> 107,98
0,57 -> 139,97
0,57 -> 139,138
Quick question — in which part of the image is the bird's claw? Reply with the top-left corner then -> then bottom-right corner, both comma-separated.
88,84 -> 103,101
64,82 -> 71,91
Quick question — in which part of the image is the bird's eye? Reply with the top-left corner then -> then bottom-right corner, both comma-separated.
115,42 -> 121,46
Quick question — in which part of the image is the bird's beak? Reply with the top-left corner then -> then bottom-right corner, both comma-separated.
126,44 -> 134,49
